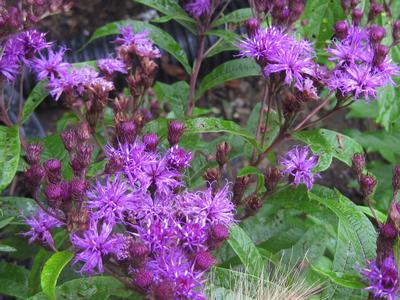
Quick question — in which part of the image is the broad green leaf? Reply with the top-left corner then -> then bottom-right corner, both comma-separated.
301,0 -> 346,56
0,125 -> 21,191
212,8 -> 253,27
153,81 -> 189,118
197,58 -> 261,98
21,81 -> 48,124
184,117 -> 261,152
205,30 -> 240,58
376,84 -> 400,131
41,251 -> 74,300
0,244 -> 17,252
29,276 -> 135,300
56,112 -> 80,133
347,101 -> 379,119
0,196 -> 37,222
0,216 -> 14,228
135,0 -> 196,33
293,128 -> 364,172
0,262 -> 30,299
227,224 -> 264,276
237,166 -> 263,177
308,186 -> 377,262
86,20 -> 191,73
358,205 -> 387,223
311,264 -> 365,289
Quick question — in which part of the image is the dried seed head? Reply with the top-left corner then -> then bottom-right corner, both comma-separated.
264,166 -> 283,192
203,167 -> 220,183
216,141 -> 231,167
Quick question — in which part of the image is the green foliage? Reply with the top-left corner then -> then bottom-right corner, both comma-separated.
21,81 -> 48,124
212,8 -> 253,27
0,125 -> 21,191
0,262 -> 30,299
153,81 -> 189,118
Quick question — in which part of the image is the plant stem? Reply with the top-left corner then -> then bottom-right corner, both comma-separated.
186,34 -> 206,116
367,195 -> 382,227
252,128 -> 289,166
251,83 -> 269,163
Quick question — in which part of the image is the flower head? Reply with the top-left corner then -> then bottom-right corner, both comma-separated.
23,209 -> 64,250
167,145 -> 192,170
279,146 -> 319,190
31,47 -> 70,80
115,26 -> 161,58
97,58 -> 127,76
361,256 -> 400,300
185,0 -> 211,18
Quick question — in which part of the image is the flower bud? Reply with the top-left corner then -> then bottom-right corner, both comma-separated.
393,20 -> 400,43
289,2 -> 304,23
45,183 -> 63,208
233,175 -> 251,205
194,251 -> 214,271
381,223 -> 398,239
150,100 -> 161,117
130,242 -> 149,259
25,165 -> 45,191
264,166 -> 283,192
373,44 -> 389,66
77,144 -> 93,168
105,157 -> 123,174
245,193 -> 262,216
368,3 -> 383,22
351,153 -> 365,175
216,142 -> 231,167
246,18 -> 259,37
60,129 -> 77,152
133,110 -> 146,130
117,121 -> 137,144
143,133 -> 159,152
392,165 -> 400,192
369,24 -> 386,45
26,143 -> 43,165
203,167 -> 220,183
350,0 -> 360,8
134,270 -> 153,290
44,159 -> 62,184
67,208 -> 91,232
341,0 -> 351,12
209,224 -> 229,242
352,8 -> 363,26
167,120 -> 184,146
69,178 -> 87,201
76,122 -> 91,142
359,174 -> 377,197
154,281 -> 175,300
334,20 -> 349,40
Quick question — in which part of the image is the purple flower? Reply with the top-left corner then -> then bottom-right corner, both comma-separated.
180,183 -> 235,226
279,146 -> 319,190
31,47 -> 70,80
71,221 -> 122,274
167,145 -> 192,170
115,26 -> 161,58
97,58 -> 127,76
86,175 -> 134,224
361,256 -> 400,300
185,0 -> 211,18
23,209 -> 64,250
178,218 -> 208,252
0,54 -> 20,81
18,30 -> 50,58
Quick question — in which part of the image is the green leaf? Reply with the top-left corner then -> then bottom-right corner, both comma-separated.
56,112 -> 80,133
197,58 -> 260,98
21,81 -> 48,124
0,196 -> 37,222
153,81 -> 189,118
0,244 -> 17,252
0,262 -> 30,299
237,166 -> 263,177
41,251 -> 74,300
358,205 -> 387,223
212,8 -> 253,27
311,264 -> 365,289
227,224 -> 264,276
301,0 -> 346,60
86,20 -> 191,73
184,117 -> 261,152
293,128 -> 364,172
308,186 -> 377,262
0,125 -> 21,191
30,276 -> 135,300
135,0 -> 196,33
205,30 -> 240,58
0,216 -> 14,229
376,84 -> 400,131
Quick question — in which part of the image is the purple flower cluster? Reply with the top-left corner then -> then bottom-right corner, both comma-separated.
238,26 -> 317,91
64,138 -> 235,298
185,0 -> 211,18
279,145 -> 319,190
327,23 -> 399,101
361,255 -> 400,300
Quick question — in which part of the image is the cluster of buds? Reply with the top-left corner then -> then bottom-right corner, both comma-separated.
352,153 -> 377,198
203,141 -> 231,191
0,0 -> 72,40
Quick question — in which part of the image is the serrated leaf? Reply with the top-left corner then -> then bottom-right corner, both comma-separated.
293,128 -> 364,172
85,20 -> 191,73
0,125 -> 21,191
21,81 -> 48,124
212,8 -> 253,27
197,58 -> 260,98
41,251 -> 74,300
227,224 -> 264,276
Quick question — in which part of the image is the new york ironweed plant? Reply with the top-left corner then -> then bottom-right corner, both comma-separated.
1,0 -> 400,299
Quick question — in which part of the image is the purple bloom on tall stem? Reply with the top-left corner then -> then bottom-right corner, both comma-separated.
71,221 -> 122,274
97,58 -> 127,76
31,47 -> 70,80
185,0 -> 211,18
86,175 -> 134,224
361,256 -> 400,300
115,26 -> 161,58
23,209 -> 64,250
279,146 -> 319,190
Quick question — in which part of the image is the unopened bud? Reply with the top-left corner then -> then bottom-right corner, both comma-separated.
341,0 -> 351,12
194,251 -> 214,271
373,44 -> 389,66
26,143 -> 43,165
233,175 -> 251,204
380,223 -> 398,239
154,281 -> 175,300
69,178 -> 87,201
44,159 -> 62,184
134,270 -> 153,290
76,122 -> 91,142
359,174 -> 377,197
289,2 -> 304,23
67,209 -> 91,232
45,183 -> 63,208
25,165 -> 45,191
143,133 -> 159,152
76,144 -> 93,168
392,165 -> 400,192
246,18 -> 259,36
264,166 -> 283,192
203,167 -> 220,183
368,3 -> 383,22
369,24 -> 386,45
334,20 -> 349,40
282,92 -> 301,118
105,157 -> 123,174
117,121 -> 137,144
245,193 -> 262,216
216,142 -> 231,167
351,153 -> 365,175
352,8 -> 363,26
393,20 -> 400,42
167,120 -> 184,146
60,129 -> 77,152
133,110 -> 146,130
350,0 -> 360,8
209,224 -> 229,242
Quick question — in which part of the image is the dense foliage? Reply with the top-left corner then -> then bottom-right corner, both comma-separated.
1,0 -> 400,299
